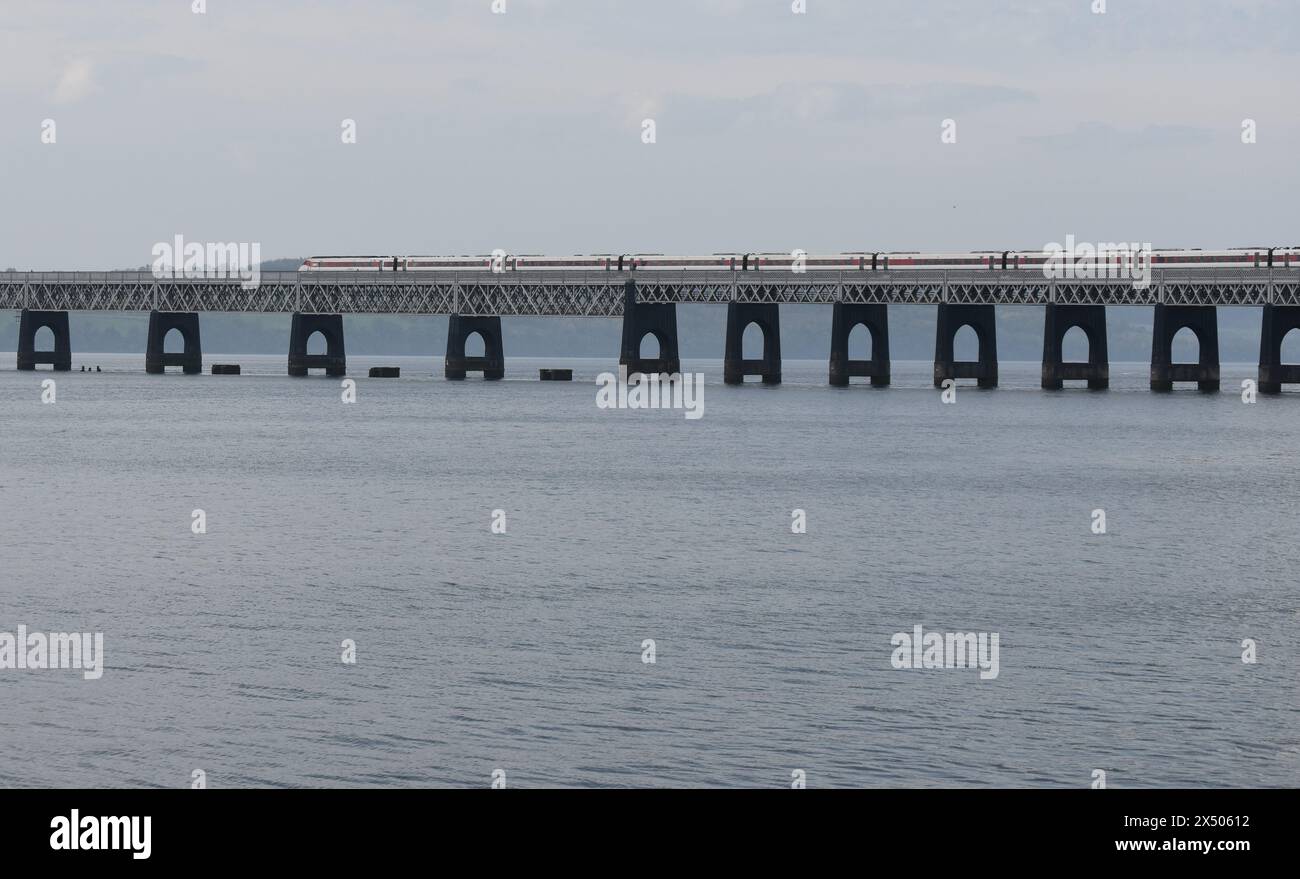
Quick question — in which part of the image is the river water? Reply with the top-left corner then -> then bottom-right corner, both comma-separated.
0,354 -> 1296,787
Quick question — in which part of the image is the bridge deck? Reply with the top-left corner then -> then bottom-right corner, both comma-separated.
2,269 -> 1298,316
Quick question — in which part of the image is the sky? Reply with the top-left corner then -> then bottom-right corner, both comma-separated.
1,0 -> 1298,269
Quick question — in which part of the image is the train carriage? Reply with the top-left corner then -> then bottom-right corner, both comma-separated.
299,247 -> 1300,273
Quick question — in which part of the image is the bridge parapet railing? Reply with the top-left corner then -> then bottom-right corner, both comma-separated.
1051,277 -> 1157,306
1269,270 -> 1300,306
1158,268 -> 1280,306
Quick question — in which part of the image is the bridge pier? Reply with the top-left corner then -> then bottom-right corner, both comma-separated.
1041,304 -> 1108,390
16,309 -> 72,371
146,311 -> 202,374
445,314 -> 504,380
724,303 -> 781,384
934,304 -> 997,388
620,280 -> 681,376
1151,304 -> 1218,392
829,303 -> 890,387
288,313 -> 346,377
1257,305 -> 1300,394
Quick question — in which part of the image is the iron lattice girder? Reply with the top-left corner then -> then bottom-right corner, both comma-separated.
1,269 -> 1297,315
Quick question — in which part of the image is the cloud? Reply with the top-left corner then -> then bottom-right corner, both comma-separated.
53,58 -> 96,104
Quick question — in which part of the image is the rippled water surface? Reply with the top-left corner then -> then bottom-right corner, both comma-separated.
1,354 -> 1297,787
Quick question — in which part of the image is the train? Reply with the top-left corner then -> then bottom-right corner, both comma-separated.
298,248 -> 1300,272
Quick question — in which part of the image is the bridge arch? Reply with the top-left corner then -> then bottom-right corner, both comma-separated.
16,309 -> 72,371
829,303 -> 889,387
1061,326 -> 1089,362
934,303 -> 997,389
638,330 -> 663,360
619,280 -> 681,378
846,323 -> 872,360
146,310 -> 202,375
445,314 -> 504,380
33,325 -> 56,352
953,324 -> 981,362
741,321 -> 766,360
164,327 -> 187,354
464,330 -> 487,358
1041,304 -> 1108,390
288,312 -> 345,377
1257,304 -> 1300,393
1281,328 -> 1300,364
1170,326 -> 1200,363
724,302 -> 781,384
1150,304 -> 1218,392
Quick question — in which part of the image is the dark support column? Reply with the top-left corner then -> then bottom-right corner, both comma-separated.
445,314 -> 504,380
828,303 -> 890,387
1151,304 -> 1219,392
16,309 -> 71,371
619,280 -> 681,376
724,302 -> 781,385
1041,304 -> 1108,390
934,303 -> 997,389
288,313 -> 346,377
145,311 -> 202,374
1257,305 -> 1300,394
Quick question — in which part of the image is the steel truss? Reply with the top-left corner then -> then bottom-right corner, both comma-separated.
1,269 -> 1297,315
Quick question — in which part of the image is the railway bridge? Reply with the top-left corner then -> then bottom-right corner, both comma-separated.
4,268 -> 1300,392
